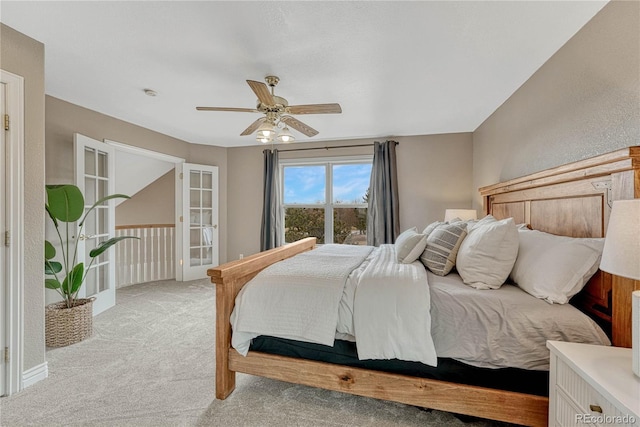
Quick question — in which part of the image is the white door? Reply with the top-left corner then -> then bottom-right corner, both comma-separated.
177,163 -> 219,281
0,81 -> 7,396
74,134 -> 116,315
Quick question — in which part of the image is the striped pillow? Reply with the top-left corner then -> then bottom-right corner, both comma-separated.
420,222 -> 468,276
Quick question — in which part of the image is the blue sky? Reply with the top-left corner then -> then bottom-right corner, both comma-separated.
284,163 -> 372,205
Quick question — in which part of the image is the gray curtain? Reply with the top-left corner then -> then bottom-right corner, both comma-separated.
260,149 -> 283,251
367,140 -> 400,246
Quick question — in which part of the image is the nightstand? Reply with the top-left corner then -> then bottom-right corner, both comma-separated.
548,341 -> 640,427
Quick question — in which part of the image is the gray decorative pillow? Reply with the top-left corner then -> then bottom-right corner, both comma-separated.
420,222 -> 468,276
395,227 -> 428,264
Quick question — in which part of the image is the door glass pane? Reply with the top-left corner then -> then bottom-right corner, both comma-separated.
84,148 -> 96,176
283,165 -> 326,204
332,164 -> 372,204
190,248 -> 201,266
202,246 -> 212,264
85,177 -> 96,205
202,190 -> 212,208
203,226 -> 214,246
84,209 -> 97,237
190,190 -> 200,207
98,264 -> 108,292
202,172 -> 212,189
284,207 -> 325,244
189,209 -> 201,226
97,152 -> 107,178
190,171 -> 200,189
190,228 -> 201,246
84,267 -> 97,296
98,208 -> 107,235
202,209 -> 212,225
334,208 -> 367,245
98,179 -> 107,202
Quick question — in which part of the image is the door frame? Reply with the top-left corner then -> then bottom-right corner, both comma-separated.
104,139 -> 185,284
1,69 -> 25,396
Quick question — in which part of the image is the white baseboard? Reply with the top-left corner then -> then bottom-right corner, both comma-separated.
22,362 -> 48,389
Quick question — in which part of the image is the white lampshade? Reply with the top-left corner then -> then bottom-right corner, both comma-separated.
444,209 -> 477,222
276,126 -> 295,143
600,199 -> 640,280
256,122 -> 276,142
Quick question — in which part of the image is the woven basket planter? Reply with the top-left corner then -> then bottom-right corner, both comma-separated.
45,298 -> 94,348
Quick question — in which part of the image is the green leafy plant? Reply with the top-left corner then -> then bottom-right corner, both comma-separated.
44,184 -> 137,308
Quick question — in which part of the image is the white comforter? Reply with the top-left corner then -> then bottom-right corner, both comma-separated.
353,245 -> 437,366
231,244 -> 373,355
231,244 -> 438,367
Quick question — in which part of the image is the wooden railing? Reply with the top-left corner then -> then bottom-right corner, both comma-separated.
115,224 -> 175,287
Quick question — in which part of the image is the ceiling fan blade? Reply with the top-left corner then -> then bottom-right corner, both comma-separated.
240,117 -> 266,136
196,107 -> 259,113
247,80 -> 274,105
281,116 -> 319,137
287,103 -> 342,115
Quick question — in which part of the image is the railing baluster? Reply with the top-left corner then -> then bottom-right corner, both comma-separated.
115,225 -> 176,287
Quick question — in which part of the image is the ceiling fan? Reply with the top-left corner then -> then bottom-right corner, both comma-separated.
196,76 -> 342,143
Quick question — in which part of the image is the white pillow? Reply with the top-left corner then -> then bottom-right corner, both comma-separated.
510,229 -> 604,304
455,215 -> 519,289
422,221 -> 444,238
395,227 -> 428,264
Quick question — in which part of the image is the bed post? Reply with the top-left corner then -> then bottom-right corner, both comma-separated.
214,277 -> 238,399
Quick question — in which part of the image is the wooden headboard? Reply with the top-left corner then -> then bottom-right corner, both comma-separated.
480,146 -> 640,348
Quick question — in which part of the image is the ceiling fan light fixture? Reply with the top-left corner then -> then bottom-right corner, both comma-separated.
277,126 -> 295,143
256,121 -> 276,140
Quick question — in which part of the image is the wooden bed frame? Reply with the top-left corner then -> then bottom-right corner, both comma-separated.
208,146 -> 640,427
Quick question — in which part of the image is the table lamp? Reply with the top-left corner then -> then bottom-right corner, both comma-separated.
599,199 -> 640,377
444,209 -> 477,223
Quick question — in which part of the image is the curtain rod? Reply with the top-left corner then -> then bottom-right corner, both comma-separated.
276,141 -> 399,153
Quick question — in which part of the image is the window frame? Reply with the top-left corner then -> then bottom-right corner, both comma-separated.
279,155 -> 373,244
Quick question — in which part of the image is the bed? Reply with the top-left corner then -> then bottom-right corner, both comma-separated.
208,146 -> 640,427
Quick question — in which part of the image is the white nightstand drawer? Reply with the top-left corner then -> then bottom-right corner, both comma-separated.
549,341 -> 640,427
556,357 -> 639,426
554,387 -> 596,427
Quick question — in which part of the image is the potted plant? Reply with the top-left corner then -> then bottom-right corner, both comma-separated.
44,184 -> 137,347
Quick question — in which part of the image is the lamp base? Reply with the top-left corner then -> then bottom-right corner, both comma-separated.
633,290 -> 639,377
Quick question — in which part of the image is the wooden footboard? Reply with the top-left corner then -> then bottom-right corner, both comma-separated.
229,350 -> 548,426
207,237 -> 317,398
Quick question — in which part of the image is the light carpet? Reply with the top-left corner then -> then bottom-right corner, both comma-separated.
0,279 -> 518,426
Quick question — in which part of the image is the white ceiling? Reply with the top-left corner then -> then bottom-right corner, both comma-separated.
1,1 -> 608,148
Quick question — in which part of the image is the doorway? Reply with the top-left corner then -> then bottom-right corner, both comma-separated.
1,69 -> 25,396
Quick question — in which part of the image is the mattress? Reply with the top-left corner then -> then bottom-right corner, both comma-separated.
250,336 -> 550,397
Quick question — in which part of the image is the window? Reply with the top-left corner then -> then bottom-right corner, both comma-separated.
281,157 -> 372,244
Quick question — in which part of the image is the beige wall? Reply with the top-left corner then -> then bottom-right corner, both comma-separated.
472,0 -> 640,209
45,96 -> 228,264
1,24 -> 46,371
227,134 -> 473,259
116,169 -> 175,226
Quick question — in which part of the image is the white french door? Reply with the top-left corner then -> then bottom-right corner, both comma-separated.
0,81 -> 7,396
74,133 -> 116,315
176,163 -> 219,281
